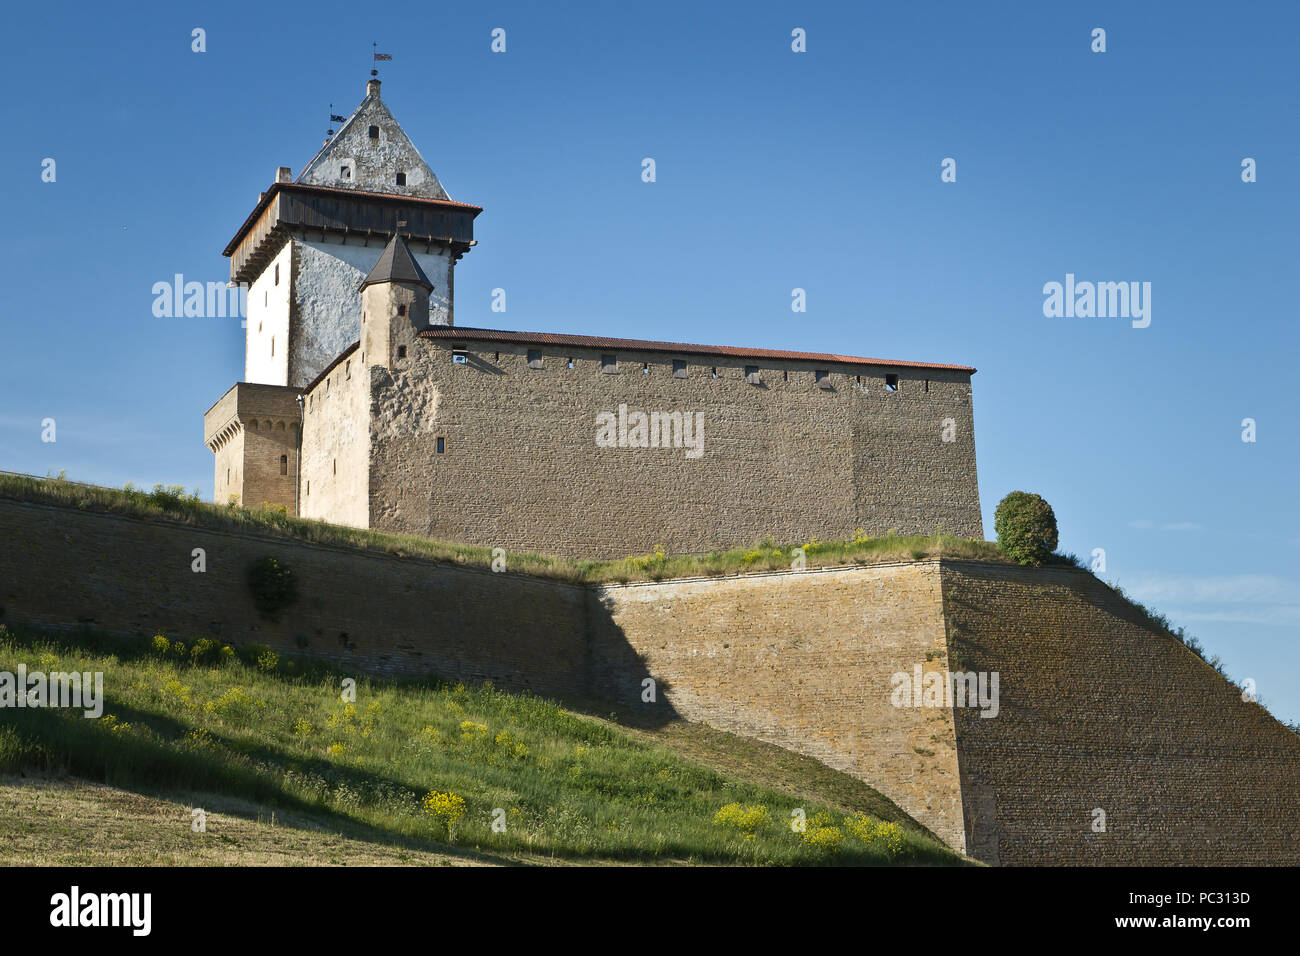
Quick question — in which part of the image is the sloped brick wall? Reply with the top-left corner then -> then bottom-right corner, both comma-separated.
3,497 -> 1297,864
587,565 -> 967,850
941,560 -> 1300,865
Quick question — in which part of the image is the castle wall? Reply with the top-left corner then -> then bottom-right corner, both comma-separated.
587,564 -> 968,851
939,560 -> 1300,865
211,427 -> 245,505
300,346 -> 369,528
0,498 -> 587,694
366,339 -> 982,559
290,237 -> 453,388
244,243 -> 293,385
5,496 -> 1295,863
203,383 -> 301,510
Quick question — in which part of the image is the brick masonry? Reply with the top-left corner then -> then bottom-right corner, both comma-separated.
939,560 -> 1300,865
1,497 -> 1296,863
360,337 -> 982,560
204,383 -> 301,511
588,563 -> 967,849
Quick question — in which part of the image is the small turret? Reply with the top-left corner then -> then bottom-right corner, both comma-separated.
359,235 -> 433,370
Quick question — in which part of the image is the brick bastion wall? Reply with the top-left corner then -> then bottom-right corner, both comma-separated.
1,497 -> 1297,863
939,560 -> 1300,865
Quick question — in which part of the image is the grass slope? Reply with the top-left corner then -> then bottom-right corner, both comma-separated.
0,624 -> 969,866
0,775 -> 512,866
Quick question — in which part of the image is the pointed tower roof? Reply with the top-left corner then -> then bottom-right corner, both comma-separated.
358,235 -> 434,292
297,78 -> 451,200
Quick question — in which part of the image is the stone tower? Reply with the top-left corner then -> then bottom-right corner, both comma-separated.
359,235 -> 433,370
222,78 -> 481,390
207,78 -> 479,511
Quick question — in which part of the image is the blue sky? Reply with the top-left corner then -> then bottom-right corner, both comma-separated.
2,1 -> 1297,721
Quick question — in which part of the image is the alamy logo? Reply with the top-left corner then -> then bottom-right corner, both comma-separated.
595,404 -> 704,459
152,274 -> 248,318
50,886 -> 151,936
890,665 -> 1000,718
0,666 -> 103,717
1042,273 -> 1151,328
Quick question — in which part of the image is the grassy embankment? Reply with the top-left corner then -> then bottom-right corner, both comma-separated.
0,623 -> 970,866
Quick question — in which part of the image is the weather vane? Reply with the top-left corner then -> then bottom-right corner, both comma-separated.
326,103 -> 345,139
372,42 -> 391,78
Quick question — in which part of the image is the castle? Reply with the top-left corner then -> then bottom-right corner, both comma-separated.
205,79 -> 983,559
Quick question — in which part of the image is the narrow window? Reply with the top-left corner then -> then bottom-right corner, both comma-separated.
333,459 -> 336,475
345,359 -> 351,379
280,455 -> 287,476
306,480 -> 310,496
711,367 -> 718,379
271,336 -> 275,357
326,377 -> 330,393
642,362 -> 650,374
815,369 -> 832,389
527,349 -> 543,369
745,365 -> 761,385
567,357 -> 575,369
495,352 -> 500,362
397,304 -> 406,316
274,264 -> 279,285
885,374 -> 899,391
601,354 -> 618,374
672,359 -> 687,378
783,369 -> 788,381
258,321 -> 262,332
453,350 -> 468,364
395,172 -> 407,186
436,437 -> 445,454
368,125 -> 380,140
397,345 -> 407,359
226,468 -> 230,484
925,379 -> 930,393
341,165 -> 351,180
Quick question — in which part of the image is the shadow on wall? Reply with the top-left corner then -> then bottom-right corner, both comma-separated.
578,591 -> 681,730
0,498 -> 678,727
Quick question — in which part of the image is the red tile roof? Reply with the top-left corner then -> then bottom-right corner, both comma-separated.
418,326 -> 976,372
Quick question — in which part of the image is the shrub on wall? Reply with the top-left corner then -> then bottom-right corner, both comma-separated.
247,556 -> 298,620
994,491 -> 1059,566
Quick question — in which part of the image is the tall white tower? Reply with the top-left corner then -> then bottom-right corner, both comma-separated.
223,78 -> 481,389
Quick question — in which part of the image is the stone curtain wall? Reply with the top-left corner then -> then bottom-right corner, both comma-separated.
940,561 -> 1300,866
587,564 -> 969,851
300,348 -> 370,530
0,499 -> 588,696
367,340 -> 981,560
3,497 -> 1298,863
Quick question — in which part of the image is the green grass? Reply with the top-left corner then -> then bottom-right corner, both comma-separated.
0,471 -> 1005,585
0,623 -> 968,865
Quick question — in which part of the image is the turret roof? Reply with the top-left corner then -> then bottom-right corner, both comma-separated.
358,235 -> 434,292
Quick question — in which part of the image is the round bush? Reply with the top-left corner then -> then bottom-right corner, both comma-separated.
994,491 -> 1058,566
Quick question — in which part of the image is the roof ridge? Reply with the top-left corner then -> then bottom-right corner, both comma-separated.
418,326 -> 976,373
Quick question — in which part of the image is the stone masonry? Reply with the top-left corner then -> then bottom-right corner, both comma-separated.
3,495 -> 1297,864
